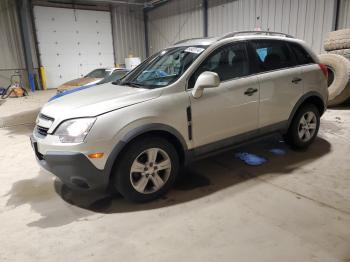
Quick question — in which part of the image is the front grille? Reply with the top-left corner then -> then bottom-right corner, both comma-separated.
35,113 -> 54,138
39,113 -> 54,122
36,125 -> 49,137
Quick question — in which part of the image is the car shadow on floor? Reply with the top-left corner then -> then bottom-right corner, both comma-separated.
54,136 -> 331,214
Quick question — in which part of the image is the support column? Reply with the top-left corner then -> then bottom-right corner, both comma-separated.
17,0 -> 35,92
203,0 -> 208,37
333,0 -> 341,30
144,9 -> 149,57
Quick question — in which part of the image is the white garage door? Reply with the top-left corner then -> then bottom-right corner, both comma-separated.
33,6 -> 115,89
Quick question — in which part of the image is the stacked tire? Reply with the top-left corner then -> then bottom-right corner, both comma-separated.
321,29 -> 350,107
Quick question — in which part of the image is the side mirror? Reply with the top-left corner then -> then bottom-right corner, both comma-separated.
192,71 -> 220,99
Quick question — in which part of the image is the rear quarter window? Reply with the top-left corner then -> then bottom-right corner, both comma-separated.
288,42 -> 315,65
250,40 -> 296,73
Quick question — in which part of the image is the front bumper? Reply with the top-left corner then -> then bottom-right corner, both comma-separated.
30,135 -> 110,190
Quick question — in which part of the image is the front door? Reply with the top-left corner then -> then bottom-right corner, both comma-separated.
187,42 -> 259,149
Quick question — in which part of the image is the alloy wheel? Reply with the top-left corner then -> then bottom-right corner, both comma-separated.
298,111 -> 317,142
130,148 -> 172,194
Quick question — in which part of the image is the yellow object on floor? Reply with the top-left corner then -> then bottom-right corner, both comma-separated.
40,66 -> 47,90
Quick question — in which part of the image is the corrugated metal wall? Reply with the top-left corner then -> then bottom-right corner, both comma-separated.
338,0 -> 350,29
208,0 -> 336,53
147,0 -> 204,54
2,0 -> 350,90
111,5 -> 146,65
0,0 -> 26,87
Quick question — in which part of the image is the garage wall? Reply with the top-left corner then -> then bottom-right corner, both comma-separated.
147,0 -> 204,54
111,5 -> 146,65
338,0 -> 350,29
208,0 -> 336,53
146,0 -> 338,54
0,0 -> 26,87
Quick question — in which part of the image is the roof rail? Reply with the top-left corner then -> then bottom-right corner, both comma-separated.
174,37 -> 210,45
219,31 -> 294,40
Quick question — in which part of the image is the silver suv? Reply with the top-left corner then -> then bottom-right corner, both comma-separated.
31,31 -> 328,202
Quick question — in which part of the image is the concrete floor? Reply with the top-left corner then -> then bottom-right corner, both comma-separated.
0,91 -> 350,262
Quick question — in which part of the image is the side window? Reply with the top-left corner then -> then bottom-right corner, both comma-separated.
289,43 -> 315,65
251,40 -> 295,72
188,42 -> 249,89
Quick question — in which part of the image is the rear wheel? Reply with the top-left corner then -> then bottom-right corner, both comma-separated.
113,137 -> 179,203
285,104 -> 320,149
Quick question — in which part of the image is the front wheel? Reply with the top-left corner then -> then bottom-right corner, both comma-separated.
285,104 -> 320,149
113,137 -> 179,203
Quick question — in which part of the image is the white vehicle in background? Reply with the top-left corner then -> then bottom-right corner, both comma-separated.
56,67 -> 129,93
31,31 -> 328,203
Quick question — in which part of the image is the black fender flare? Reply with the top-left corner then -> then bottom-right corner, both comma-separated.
103,123 -> 188,178
287,91 -> 326,129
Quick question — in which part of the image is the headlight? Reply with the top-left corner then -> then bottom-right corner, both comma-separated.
54,118 -> 96,143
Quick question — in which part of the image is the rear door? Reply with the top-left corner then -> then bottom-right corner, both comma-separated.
248,40 -> 304,129
288,42 -> 324,98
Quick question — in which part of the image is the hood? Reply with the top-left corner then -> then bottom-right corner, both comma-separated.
57,77 -> 101,91
41,82 -> 161,123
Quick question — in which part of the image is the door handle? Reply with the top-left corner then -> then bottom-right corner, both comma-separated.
292,78 -> 302,84
244,88 -> 258,96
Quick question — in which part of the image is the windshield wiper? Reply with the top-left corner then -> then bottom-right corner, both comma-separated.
118,81 -> 149,88
125,82 -> 143,88
113,80 -> 137,87
111,80 -> 121,85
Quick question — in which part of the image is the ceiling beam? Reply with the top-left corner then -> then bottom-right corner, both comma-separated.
95,0 -> 144,5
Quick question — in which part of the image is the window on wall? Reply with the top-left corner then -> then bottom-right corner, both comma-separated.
250,40 -> 295,72
189,42 -> 250,88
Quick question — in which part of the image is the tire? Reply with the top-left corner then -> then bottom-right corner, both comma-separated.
329,48 -> 350,61
318,54 -> 350,105
324,29 -> 350,51
113,136 -> 179,203
327,81 -> 350,107
285,104 -> 320,150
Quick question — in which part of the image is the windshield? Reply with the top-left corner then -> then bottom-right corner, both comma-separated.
85,69 -> 110,79
99,70 -> 129,84
120,46 -> 207,88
